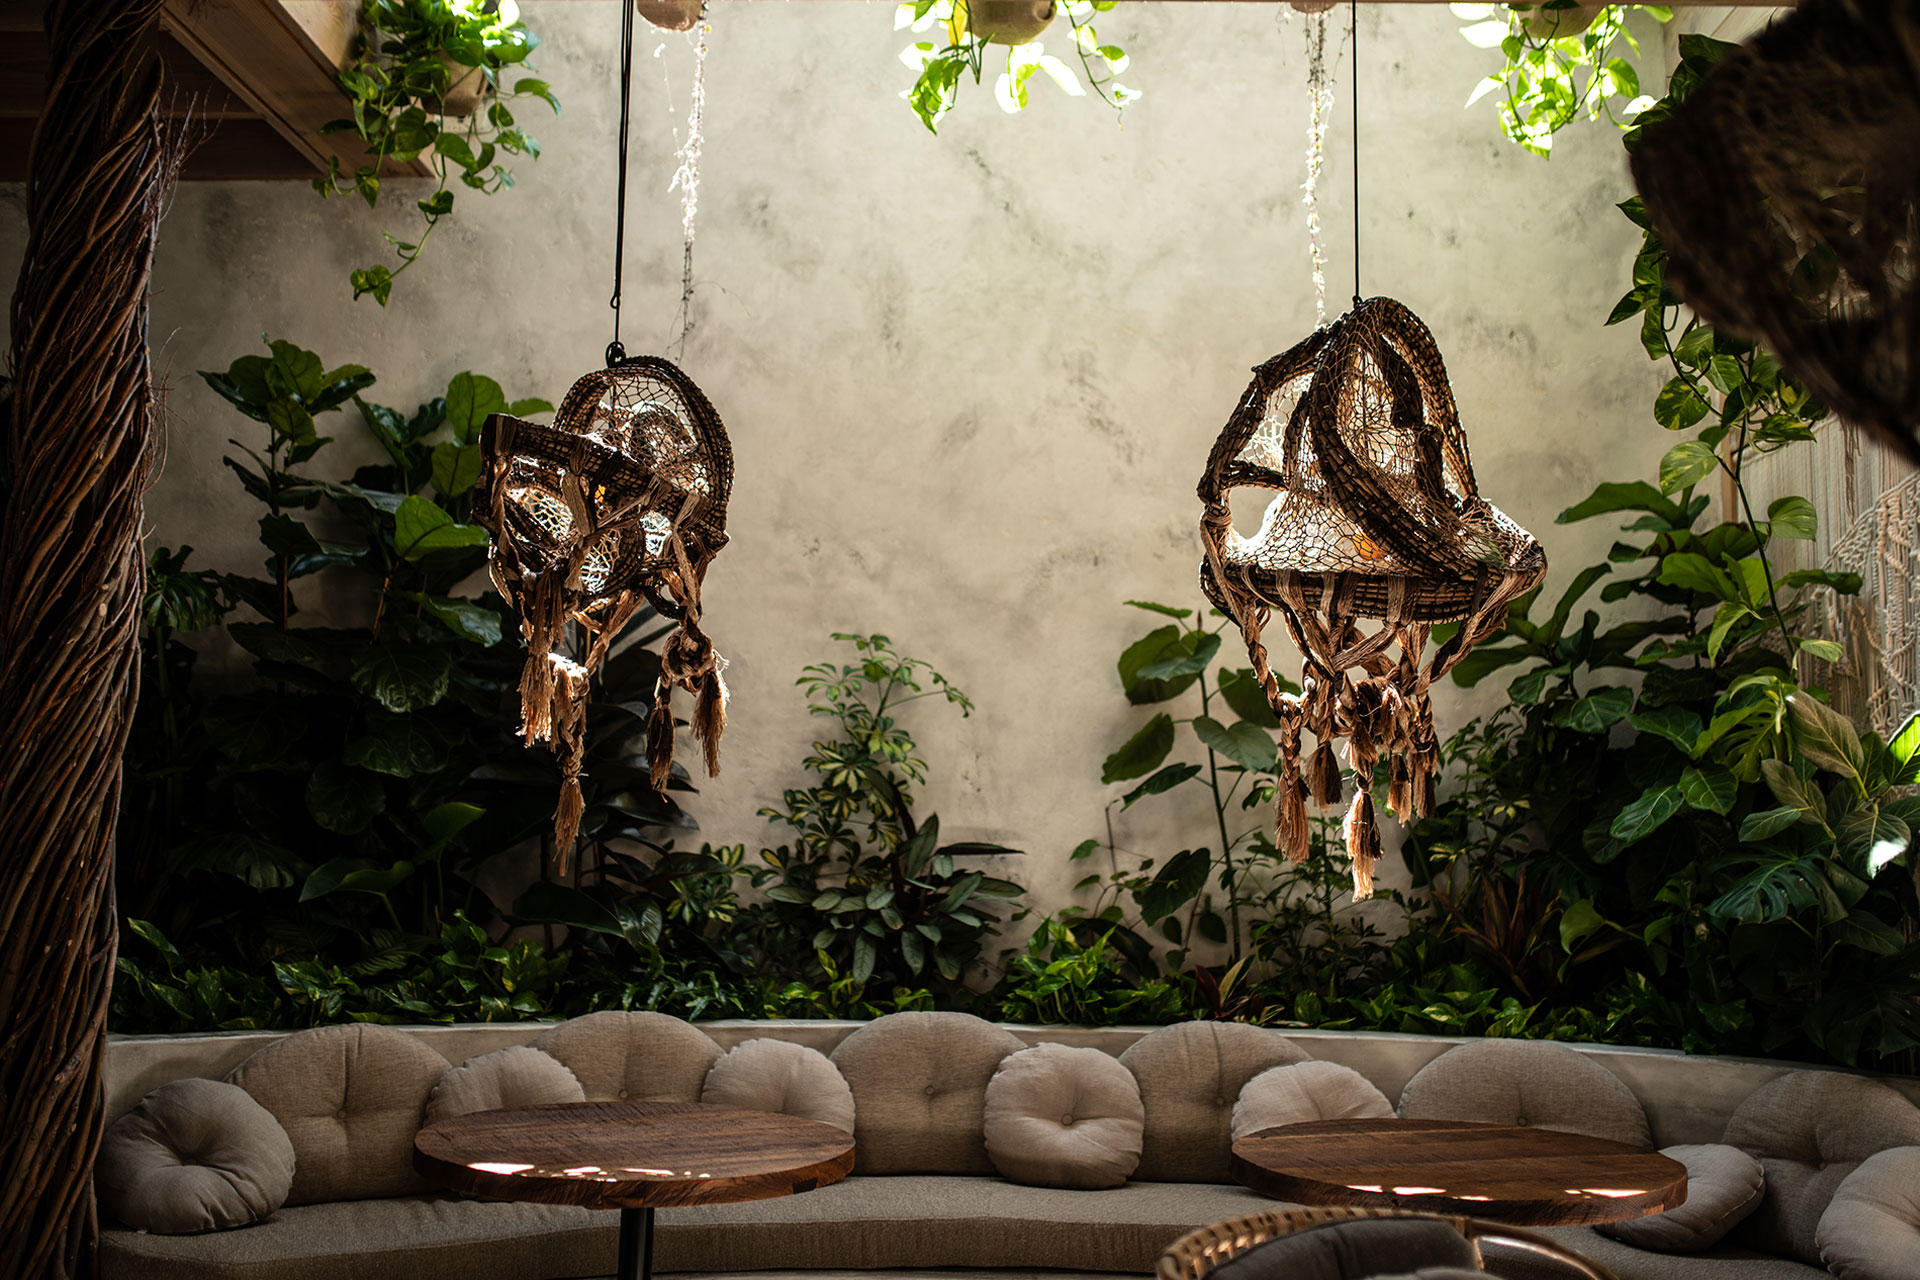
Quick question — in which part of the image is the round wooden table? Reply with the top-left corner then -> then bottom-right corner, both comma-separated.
1231,1118 -> 1688,1227
414,1100 -> 856,1280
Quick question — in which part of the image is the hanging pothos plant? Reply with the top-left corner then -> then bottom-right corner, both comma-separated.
896,0 -> 1138,134
1452,1 -> 1666,156
317,0 -> 559,304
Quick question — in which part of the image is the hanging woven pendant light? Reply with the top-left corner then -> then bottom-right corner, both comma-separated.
1196,4 -> 1543,898
1628,0 -> 1920,464
476,1 -> 732,870
1198,298 -> 1545,898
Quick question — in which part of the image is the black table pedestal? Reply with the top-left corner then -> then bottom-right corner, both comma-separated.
618,1206 -> 655,1280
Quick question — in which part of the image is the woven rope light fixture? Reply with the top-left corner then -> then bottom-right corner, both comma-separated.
1628,0 -> 1920,466
1196,2 -> 1546,899
476,1 -> 732,868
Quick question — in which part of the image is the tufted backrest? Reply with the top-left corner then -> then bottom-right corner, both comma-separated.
1722,1069 -> 1920,1264
829,1011 -> 1025,1174
1396,1039 -> 1651,1149
226,1023 -> 447,1205
1119,1021 -> 1311,1182
529,1010 -> 721,1103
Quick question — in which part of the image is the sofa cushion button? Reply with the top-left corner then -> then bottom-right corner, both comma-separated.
1061,1114 -> 1075,1126
335,1108 -> 346,1120
923,1085 -> 937,1097
617,1089 -> 629,1099
1215,1097 -> 1226,1107
1516,1116 -> 1528,1126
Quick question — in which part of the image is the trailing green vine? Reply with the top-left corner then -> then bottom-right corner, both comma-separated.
317,0 -> 558,304
1454,1 -> 1665,156
896,1 -> 1137,134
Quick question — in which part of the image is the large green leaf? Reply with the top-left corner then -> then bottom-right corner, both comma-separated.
305,761 -> 387,835
1192,716 -> 1278,772
343,709 -> 450,777
1135,849 -> 1209,924
1760,758 -> 1825,820
1556,481 -> 1684,528
1786,693 -> 1864,780
1837,806 -> 1911,876
1118,627 -> 1202,704
1738,806 -> 1804,842
1766,495 -> 1818,541
406,592 -> 502,646
171,832 -> 300,890
1553,686 -> 1634,734
1677,764 -> 1737,815
394,496 -> 489,561
1121,763 -> 1203,809
1628,705 -> 1703,754
1609,783 -> 1684,845
350,643 -> 453,712
1102,714 -> 1174,784
1218,667 -> 1285,728
300,857 -> 413,902
446,372 -> 509,443
430,442 -> 484,497
1658,440 -> 1718,494
1138,631 -> 1222,682
1889,712 -> 1920,767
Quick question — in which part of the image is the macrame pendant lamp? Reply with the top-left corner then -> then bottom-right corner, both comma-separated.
476,0 -> 732,870
1628,0 -> 1920,465
1197,4 -> 1544,899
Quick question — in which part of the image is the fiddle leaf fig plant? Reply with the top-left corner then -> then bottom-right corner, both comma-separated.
895,0 -> 1138,134
317,0 -> 558,304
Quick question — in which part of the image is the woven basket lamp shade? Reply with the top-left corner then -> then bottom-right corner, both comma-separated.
1198,296 -> 1546,897
1629,0 -> 1920,465
476,356 -> 734,868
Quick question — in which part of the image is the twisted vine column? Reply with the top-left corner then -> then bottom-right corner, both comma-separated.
0,2 -> 167,1275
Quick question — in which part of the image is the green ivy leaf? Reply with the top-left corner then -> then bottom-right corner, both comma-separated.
1657,440 -> 1718,494
1654,377 -> 1710,431
1766,495 -> 1818,541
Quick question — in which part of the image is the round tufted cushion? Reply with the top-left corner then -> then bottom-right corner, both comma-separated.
226,1024 -> 447,1205
424,1045 -> 584,1126
982,1043 -> 1144,1189
530,1010 -> 721,1104
1396,1040 -> 1651,1149
702,1039 -> 855,1134
1722,1070 -> 1920,1265
1596,1143 -> 1765,1253
1118,1021 -> 1311,1182
829,1011 -> 1026,1175
1816,1145 -> 1920,1280
97,1079 -> 295,1234
1232,1061 -> 1394,1142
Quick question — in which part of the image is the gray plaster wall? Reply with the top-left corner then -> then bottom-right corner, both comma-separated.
0,4 -> 1665,930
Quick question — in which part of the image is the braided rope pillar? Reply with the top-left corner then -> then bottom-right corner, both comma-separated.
0,2 -> 166,1275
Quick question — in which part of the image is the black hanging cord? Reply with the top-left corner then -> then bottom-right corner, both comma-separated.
607,0 -> 636,367
1350,0 -> 1361,309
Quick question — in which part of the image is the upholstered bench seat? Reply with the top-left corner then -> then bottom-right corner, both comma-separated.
100,1176 -> 1283,1280
1522,1228 -> 1825,1280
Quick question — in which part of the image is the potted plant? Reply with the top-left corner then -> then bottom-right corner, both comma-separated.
895,0 -> 1138,133
315,0 -> 559,305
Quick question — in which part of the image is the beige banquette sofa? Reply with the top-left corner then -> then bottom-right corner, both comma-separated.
97,1014 -> 1920,1280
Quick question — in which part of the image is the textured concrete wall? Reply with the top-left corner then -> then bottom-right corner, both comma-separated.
0,3 -> 1666,943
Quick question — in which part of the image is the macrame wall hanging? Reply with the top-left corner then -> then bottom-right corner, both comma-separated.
1628,0 -> 1920,466
1197,1 -> 1546,899
476,0 -> 732,870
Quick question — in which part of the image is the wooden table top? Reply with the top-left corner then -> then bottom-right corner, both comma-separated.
1231,1118 -> 1688,1227
413,1100 -> 856,1210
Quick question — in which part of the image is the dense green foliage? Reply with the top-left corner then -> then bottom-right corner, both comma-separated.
1456,2 -> 1667,157
317,0 -> 557,303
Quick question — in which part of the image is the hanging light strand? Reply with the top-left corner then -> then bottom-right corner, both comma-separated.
607,0 -> 638,366
1301,11 -> 1332,326
668,6 -> 709,361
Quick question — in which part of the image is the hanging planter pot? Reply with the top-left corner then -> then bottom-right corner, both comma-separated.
437,56 -> 489,118
636,0 -> 702,33
965,0 -> 1056,46
1520,1 -> 1605,39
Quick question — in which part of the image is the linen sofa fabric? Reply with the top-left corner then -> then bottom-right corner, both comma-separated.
226,1023 -> 447,1205
700,1038 -> 855,1133
1120,1021 -> 1311,1182
1396,1039 -> 1652,1149
1206,1217 -> 1482,1280
1813,1145 -> 1920,1280
422,1045 -> 584,1125
97,1078 -> 296,1235
1596,1144 -> 1765,1253
1720,1069 -> 1920,1265
829,1010 -> 1024,1174
529,1010 -> 720,1103
1232,1060 -> 1395,1141
982,1043 -> 1144,1188
1522,1227 -> 1833,1280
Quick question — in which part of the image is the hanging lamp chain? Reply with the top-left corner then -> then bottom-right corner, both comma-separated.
1350,0 -> 1361,309
607,0 -> 637,367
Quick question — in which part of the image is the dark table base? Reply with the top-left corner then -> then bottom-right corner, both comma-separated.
618,1206 -> 655,1280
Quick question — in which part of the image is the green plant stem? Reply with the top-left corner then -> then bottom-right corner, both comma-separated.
1195,617 -> 1241,954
